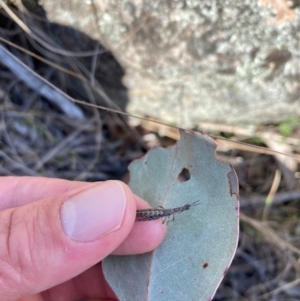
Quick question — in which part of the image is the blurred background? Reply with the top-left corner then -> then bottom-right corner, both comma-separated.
0,0 -> 300,300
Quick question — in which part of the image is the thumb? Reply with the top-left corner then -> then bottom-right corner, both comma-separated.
0,180 -> 136,301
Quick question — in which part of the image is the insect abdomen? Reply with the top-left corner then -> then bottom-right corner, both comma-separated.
136,209 -> 165,221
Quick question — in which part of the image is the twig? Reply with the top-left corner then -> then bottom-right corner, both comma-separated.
0,45 -> 84,119
0,149 -> 39,176
241,190 -> 300,207
260,277 -> 300,299
0,0 -> 102,57
262,169 -> 281,221
240,213 -> 300,256
34,120 -> 95,170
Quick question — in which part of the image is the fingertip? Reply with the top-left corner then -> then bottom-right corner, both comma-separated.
113,194 -> 167,255
113,219 -> 167,255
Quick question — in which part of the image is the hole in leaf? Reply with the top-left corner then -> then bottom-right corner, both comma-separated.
178,168 -> 191,182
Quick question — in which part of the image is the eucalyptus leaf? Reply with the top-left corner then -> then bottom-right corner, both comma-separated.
103,130 -> 239,301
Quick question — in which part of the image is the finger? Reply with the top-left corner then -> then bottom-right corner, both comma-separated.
40,263 -> 116,301
0,176 -> 91,210
0,181 -> 135,301
15,295 -> 44,301
113,195 -> 167,255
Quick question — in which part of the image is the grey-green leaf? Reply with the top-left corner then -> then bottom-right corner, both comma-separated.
103,130 -> 239,301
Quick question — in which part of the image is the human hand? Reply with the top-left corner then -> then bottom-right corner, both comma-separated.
0,177 -> 166,301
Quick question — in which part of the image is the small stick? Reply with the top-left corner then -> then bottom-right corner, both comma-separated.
136,200 -> 201,224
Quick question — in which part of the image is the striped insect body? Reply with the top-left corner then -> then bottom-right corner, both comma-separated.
136,200 -> 201,224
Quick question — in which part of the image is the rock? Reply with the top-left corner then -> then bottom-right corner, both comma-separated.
36,1 -> 300,126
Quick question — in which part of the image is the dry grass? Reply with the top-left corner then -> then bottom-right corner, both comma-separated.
0,2 -> 300,300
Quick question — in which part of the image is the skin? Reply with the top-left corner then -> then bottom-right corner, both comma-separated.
0,177 -> 167,301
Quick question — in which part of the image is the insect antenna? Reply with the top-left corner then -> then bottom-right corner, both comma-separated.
190,200 -> 201,207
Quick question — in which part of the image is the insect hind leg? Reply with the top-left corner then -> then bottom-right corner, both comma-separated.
162,213 -> 175,224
